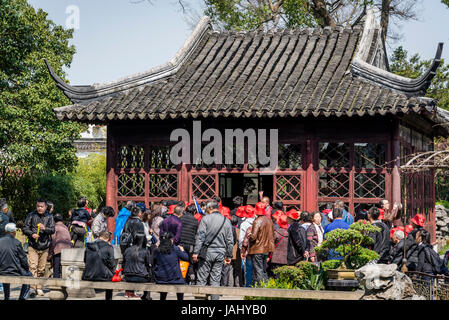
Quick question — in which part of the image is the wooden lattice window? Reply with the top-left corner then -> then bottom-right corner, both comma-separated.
192,174 -> 217,200
118,173 -> 145,197
149,174 -> 178,198
149,145 -> 175,169
319,143 -> 350,168
275,174 -> 302,201
318,172 -> 350,198
118,145 -> 145,168
354,143 -> 386,168
354,173 -> 385,198
278,144 -> 302,170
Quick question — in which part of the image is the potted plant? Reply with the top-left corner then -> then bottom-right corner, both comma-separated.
314,221 -> 380,280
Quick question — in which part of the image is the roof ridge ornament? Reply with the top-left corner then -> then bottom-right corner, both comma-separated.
350,7 -> 443,97
45,16 -> 213,103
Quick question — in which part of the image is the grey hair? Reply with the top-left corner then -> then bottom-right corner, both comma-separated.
206,200 -> 219,211
394,230 -> 405,240
1,203 -> 8,210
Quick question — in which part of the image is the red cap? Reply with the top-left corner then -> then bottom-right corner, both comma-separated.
286,209 -> 300,220
322,209 -> 332,215
278,214 -> 289,229
235,206 -> 246,218
221,206 -> 231,220
411,214 -> 425,227
272,210 -> 284,223
255,202 -> 266,216
244,205 -> 255,218
379,208 -> 385,220
185,202 -> 190,208
405,224 -> 414,234
194,212 -> 203,223
168,204 -> 177,215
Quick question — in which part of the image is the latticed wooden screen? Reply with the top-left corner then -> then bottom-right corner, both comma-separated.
116,145 -> 179,205
274,173 -> 303,208
191,174 -> 218,200
318,142 -> 388,215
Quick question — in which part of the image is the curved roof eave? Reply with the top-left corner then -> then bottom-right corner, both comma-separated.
45,16 -> 213,104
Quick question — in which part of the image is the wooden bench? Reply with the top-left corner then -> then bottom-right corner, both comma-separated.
0,275 -> 364,300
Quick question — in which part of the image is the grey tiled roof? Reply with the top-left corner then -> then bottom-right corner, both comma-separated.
48,10 -> 444,125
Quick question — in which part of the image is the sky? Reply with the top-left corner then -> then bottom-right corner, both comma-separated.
28,0 -> 449,86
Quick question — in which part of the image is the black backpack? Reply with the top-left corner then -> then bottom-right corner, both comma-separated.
425,246 -> 447,275
0,213 -> 9,237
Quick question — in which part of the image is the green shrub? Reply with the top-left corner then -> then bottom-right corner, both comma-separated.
436,200 -> 449,209
315,221 -> 380,269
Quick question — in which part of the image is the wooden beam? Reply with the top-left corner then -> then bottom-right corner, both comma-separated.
0,276 -> 363,300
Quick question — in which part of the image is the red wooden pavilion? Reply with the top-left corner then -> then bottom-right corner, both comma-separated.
47,9 -> 449,241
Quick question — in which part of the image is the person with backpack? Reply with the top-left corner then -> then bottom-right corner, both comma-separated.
0,208 -> 9,238
112,201 -> 135,245
123,233 -> 153,300
82,230 -> 116,300
367,207 -> 391,264
70,198 -> 91,248
49,214 -> 72,278
417,229 -> 446,276
119,206 -> 145,254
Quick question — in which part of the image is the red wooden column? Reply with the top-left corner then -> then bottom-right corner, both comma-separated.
106,127 -> 117,234
305,138 -> 318,212
391,121 -> 402,227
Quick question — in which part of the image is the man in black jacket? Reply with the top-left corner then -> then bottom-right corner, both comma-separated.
22,199 -> 55,297
82,230 -> 116,300
0,223 -> 33,300
389,229 -> 406,269
367,207 -> 390,263
180,204 -> 199,284
286,209 -> 308,265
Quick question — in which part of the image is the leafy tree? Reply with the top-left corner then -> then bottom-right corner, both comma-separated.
0,0 -> 85,217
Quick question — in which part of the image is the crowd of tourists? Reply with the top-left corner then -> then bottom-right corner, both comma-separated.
0,195 -> 448,300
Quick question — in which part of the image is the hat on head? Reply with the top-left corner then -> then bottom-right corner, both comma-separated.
136,202 -> 147,212
411,214 -> 425,227
255,202 -> 266,216
244,205 -> 255,218
322,209 -> 332,215
168,204 -> 177,215
235,206 -> 246,218
221,206 -> 231,220
378,208 -> 385,220
286,209 -> 299,220
272,210 -> 284,223
185,202 -> 190,208
278,214 -> 289,229
5,223 -> 17,233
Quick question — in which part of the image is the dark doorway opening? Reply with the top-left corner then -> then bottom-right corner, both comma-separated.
219,173 -> 273,208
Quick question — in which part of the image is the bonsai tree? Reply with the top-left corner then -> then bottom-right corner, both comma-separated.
315,221 -> 380,269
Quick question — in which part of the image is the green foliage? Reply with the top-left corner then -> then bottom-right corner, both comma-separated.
0,0 -> 85,218
204,0 -> 319,31
443,0 -> 449,8
320,259 -> 342,272
37,174 -> 76,218
315,221 -> 380,269
436,200 -> 449,209
72,154 -> 106,211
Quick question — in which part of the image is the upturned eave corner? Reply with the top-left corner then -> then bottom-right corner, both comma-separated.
45,16 -> 213,104
350,8 -> 444,97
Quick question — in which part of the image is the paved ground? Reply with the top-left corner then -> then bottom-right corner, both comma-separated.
1,286 -> 243,300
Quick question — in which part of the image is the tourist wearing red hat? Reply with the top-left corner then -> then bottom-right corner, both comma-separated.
268,214 -> 289,277
286,209 -> 309,265
239,205 -> 256,287
378,199 -> 402,228
247,202 -> 275,285
306,211 -> 325,263
230,196 -> 245,228
404,213 -> 426,271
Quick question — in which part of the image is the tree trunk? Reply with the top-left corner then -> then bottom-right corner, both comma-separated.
380,0 -> 391,44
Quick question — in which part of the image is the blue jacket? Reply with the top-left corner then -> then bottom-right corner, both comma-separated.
324,219 -> 350,260
112,207 -> 131,245
153,246 -> 189,284
321,210 -> 353,229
